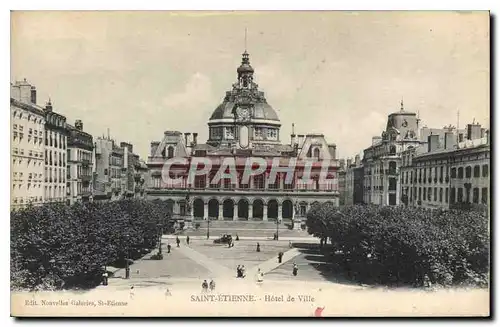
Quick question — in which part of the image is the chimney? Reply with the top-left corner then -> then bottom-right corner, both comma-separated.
291,133 -> 296,146
458,133 -> 464,143
355,154 -> 360,166
151,141 -> 160,156
444,131 -> 456,150
193,133 -> 198,145
427,134 -> 440,153
297,135 -> 305,148
347,158 -> 352,168
18,79 -> 32,104
75,119 -> 83,131
45,99 -> 53,112
184,133 -> 191,146
30,86 -> 37,104
467,123 -> 482,140
330,144 -> 337,159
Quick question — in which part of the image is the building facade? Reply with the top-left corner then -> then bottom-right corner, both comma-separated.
67,120 -> 94,204
362,101 -> 423,206
43,100 -> 68,203
10,80 -> 46,208
344,155 -> 364,205
147,51 -> 340,226
401,122 -> 490,210
93,137 -> 149,201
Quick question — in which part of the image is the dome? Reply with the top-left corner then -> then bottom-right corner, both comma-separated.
209,100 -> 280,121
208,51 -> 280,123
237,63 -> 254,74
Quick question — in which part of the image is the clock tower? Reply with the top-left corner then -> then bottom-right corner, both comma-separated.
207,51 -> 281,149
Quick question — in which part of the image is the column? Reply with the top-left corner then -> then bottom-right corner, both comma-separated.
248,203 -> 253,220
263,203 -> 268,221
203,202 -> 208,220
218,203 -> 224,220
277,203 -> 283,223
234,202 -> 239,221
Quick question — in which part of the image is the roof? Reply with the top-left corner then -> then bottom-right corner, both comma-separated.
209,101 -> 280,121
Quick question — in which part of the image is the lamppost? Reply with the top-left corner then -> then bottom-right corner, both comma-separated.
124,233 -> 130,279
275,218 -> 279,241
207,217 -> 211,239
157,222 -> 163,254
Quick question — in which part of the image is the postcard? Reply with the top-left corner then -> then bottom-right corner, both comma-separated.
10,10 -> 490,317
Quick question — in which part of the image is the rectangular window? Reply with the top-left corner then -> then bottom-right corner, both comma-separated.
482,164 -> 489,177
457,187 -> 464,203
481,188 -> 488,204
428,187 -> 432,201
423,187 -> 426,200
434,187 -> 437,201
465,166 -> 472,178
445,188 -> 449,203
458,167 -> 464,179
473,165 -> 480,178
473,188 -> 479,204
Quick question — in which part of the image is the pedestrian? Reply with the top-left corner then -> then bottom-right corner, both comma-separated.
256,268 -> 264,283
256,242 -> 261,252
164,288 -> 172,297
202,280 -> 208,292
102,271 -> 108,286
176,236 -> 180,248
236,265 -> 242,278
423,274 -> 432,288
209,279 -> 216,291
292,263 -> 298,276
289,241 -> 293,248
278,252 -> 283,264
228,240 -> 232,248
167,243 -> 171,253
186,235 -> 190,245
236,234 -> 239,241
241,265 -> 246,278
130,285 -> 135,299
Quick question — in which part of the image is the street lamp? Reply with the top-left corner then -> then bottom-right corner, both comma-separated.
124,233 -> 130,279
276,218 -> 279,240
157,222 -> 163,254
207,216 -> 211,239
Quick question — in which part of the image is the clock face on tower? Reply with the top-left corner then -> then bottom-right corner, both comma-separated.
236,107 -> 251,122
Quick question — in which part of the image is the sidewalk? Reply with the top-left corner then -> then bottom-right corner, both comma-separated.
163,235 -> 316,241
247,248 -> 301,277
176,245 -> 234,277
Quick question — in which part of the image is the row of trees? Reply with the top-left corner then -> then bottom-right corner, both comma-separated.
306,204 -> 489,287
11,199 -> 172,291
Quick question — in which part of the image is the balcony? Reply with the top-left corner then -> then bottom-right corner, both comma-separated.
82,159 -> 90,167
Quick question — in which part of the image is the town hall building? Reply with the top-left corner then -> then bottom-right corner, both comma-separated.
146,51 -> 340,227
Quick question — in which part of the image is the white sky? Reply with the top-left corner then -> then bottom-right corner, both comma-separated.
10,11 -> 489,159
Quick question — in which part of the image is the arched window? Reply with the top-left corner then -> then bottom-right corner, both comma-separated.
167,146 -> 174,158
389,145 -> 397,155
313,148 -> 320,160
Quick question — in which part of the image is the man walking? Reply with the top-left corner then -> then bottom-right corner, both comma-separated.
176,236 -> 180,248
186,235 -> 190,245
